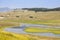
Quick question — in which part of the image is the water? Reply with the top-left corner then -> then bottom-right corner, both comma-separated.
4,23 -> 60,38
4,28 -> 26,34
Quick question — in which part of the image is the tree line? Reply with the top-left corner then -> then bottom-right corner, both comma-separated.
22,7 -> 60,12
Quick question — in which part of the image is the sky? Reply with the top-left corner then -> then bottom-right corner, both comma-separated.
0,0 -> 60,9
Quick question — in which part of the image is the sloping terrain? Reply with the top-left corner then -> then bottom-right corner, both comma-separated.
0,31 -> 60,40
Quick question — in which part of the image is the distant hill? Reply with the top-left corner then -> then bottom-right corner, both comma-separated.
0,7 -> 11,12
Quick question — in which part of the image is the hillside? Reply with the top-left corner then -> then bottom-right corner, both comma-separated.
0,11 -> 60,20
0,10 -> 60,26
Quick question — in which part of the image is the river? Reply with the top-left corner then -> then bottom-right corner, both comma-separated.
4,23 -> 60,38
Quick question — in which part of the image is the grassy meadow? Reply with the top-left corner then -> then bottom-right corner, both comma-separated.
25,27 -> 60,34
0,11 -> 60,40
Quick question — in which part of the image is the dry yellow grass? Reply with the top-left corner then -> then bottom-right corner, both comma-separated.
0,31 -> 60,40
0,11 -> 60,20
0,11 -> 60,24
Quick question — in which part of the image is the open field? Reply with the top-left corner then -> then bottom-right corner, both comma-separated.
25,27 -> 60,34
0,11 -> 60,40
0,11 -> 60,26
0,21 -> 19,30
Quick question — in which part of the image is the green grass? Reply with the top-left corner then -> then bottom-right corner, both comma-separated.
2,19 -> 60,26
25,27 -> 60,34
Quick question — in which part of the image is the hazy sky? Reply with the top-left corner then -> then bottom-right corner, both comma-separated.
0,0 -> 60,8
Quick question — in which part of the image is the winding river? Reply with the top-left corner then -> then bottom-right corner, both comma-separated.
4,23 -> 60,38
